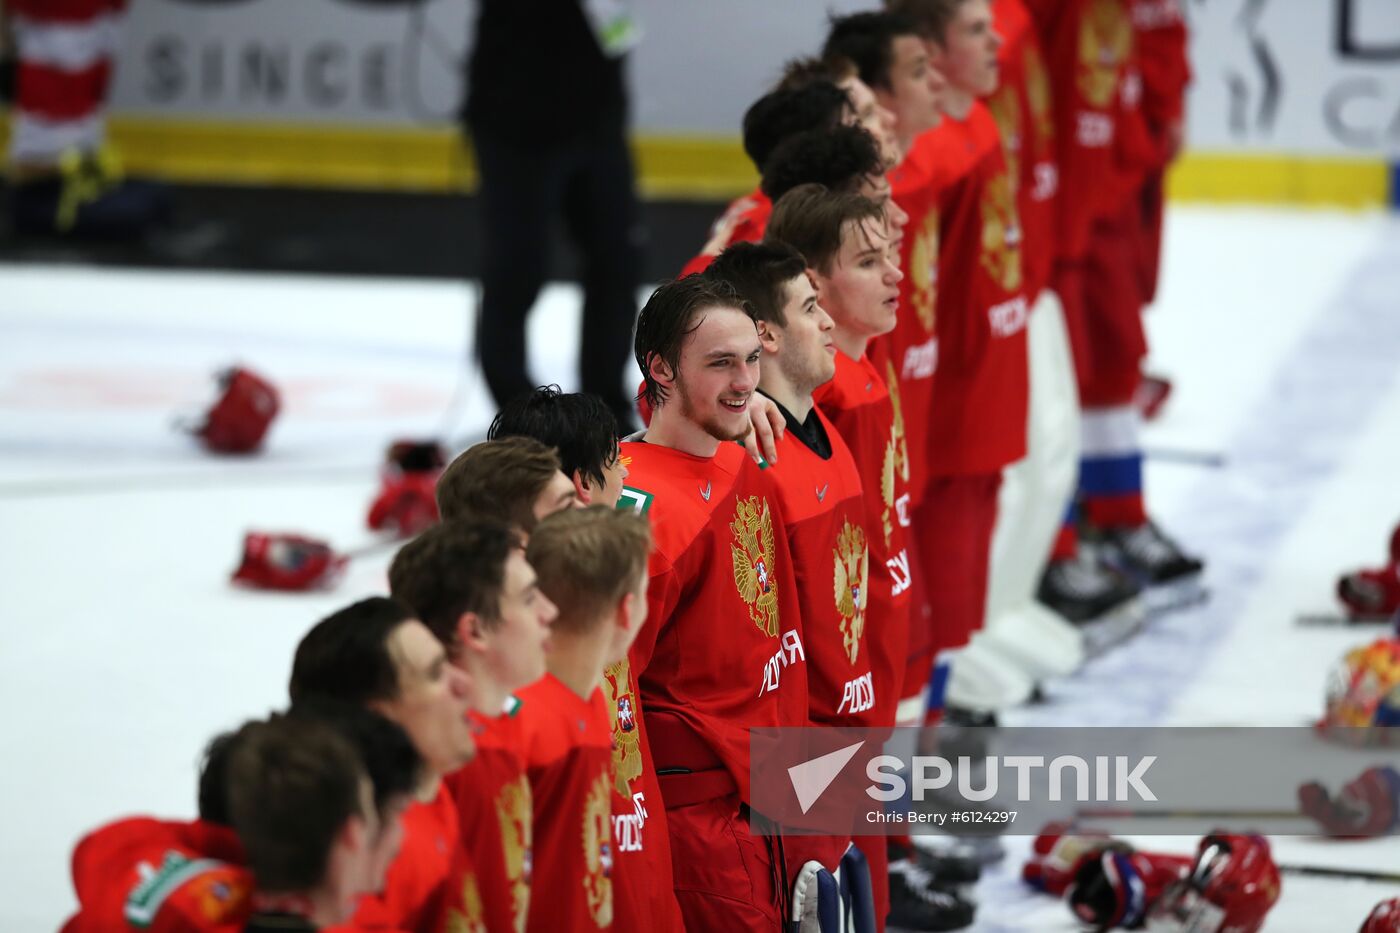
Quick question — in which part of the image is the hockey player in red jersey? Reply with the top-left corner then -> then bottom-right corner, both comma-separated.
705,241 -> 876,732
62,734 -> 253,933
768,188 -> 981,933
226,716 -> 390,932
488,387 -> 682,931
681,55 -> 905,278
389,519 -> 557,933
823,11 -> 952,713
289,597 -> 479,933
870,0 -> 1034,716
769,187 -> 911,734
62,700 -> 423,933
436,436 -> 580,531
516,506 -> 682,932
621,274 -> 809,931
902,0 -> 1087,704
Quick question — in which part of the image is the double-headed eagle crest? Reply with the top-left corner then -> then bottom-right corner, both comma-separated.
582,772 -> 615,927
731,496 -> 781,637
910,209 -> 940,334
980,172 -> 1024,293
1077,0 -> 1131,109
496,775 -> 532,933
603,659 -> 642,798
833,520 -> 869,664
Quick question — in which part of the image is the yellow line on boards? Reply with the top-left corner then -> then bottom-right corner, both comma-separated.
0,114 -> 1388,207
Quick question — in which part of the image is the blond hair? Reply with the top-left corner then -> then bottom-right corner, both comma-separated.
525,506 -> 652,634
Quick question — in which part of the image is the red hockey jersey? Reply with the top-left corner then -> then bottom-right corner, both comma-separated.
513,675 -> 616,933
679,187 -> 773,277
871,130 -> 972,504
336,786 -> 458,933
926,103 -> 1030,476
62,817 -> 250,933
764,401 -> 877,726
813,351 -> 914,725
989,0 -> 1060,302
441,708 -> 530,933
618,440 -> 808,803
599,658 -> 684,932
1030,0 -> 1135,262
1132,0 -> 1190,136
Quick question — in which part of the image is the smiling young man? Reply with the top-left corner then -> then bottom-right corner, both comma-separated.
288,597 -> 477,933
516,506 -> 680,932
621,274 -> 808,932
389,519 -> 557,933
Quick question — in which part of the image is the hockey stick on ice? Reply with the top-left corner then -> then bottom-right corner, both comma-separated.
1075,807 -> 1304,822
1278,864 -> 1400,885
1295,612 -> 1393,627
1142,446 -> 1227,469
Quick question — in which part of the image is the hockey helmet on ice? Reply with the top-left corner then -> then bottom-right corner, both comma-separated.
1319,638 -> 1400,743
1361,898 -> 1400,933
230,532 -> 347,591
194,367 -> 280,453
1145,834 -> 1279,933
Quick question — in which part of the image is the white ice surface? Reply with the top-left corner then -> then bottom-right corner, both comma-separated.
2,205 -> 1399,931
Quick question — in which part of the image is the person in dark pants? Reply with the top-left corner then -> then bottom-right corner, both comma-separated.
465,0 -> 644,431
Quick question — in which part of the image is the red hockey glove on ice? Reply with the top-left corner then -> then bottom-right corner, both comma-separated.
365,440 -> 446,538
1299,765 -> 1400,837
1361,898 -> 1400,933
1023,824 -> 1114,896
1065,846 -> 1191,929
230,532 -> 347,591
1336,523 -> 1400,620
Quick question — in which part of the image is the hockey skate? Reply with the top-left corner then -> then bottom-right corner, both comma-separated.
886,856 -> 976,931
1095,519 -> 1207,615
1038,554 -> 1146,655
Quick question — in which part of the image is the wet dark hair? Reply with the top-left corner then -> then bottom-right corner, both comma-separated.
703,241 -> 810,328
823,11 -> 920,92
289,596 -> 416,707
633,274 -> 753,411
389,518 -> 523,652
760,124 -> 884,202
489,386 -> 621,493
742,81 -> 852,173
767,184 -> 887,275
